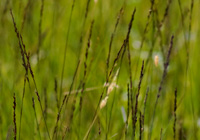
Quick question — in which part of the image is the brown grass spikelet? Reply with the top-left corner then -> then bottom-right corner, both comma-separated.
133,60 -> 145,137
13,93 -> 17,140
173,88 -> 177,140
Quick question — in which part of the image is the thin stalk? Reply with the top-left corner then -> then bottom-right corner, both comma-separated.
32,97 -> 42,140
77,0 -> 91,59
18,76 -> 27,140
13,93 -> 17,140
133,61 -> 144,138
83,8 -> 136,140
134,0 -> 154,79
79,20 -> 94,138
148,36 -> 174,140
10,10 -> 51,140
107,45 -> 126,139
173,88 -> 177,140
52,60 -> 80,140
59,0 -> 76,107
37,0 -> 44,63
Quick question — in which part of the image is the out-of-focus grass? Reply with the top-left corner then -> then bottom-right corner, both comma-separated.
0,0 -> 200,139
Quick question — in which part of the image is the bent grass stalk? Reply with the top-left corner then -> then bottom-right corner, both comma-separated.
21,36 -> 51,140
83,37 -> 123,140
77,0 -> 91,59
79,20 -> 94,137
20,0 -> 31,33
142,87 -> 149,139
10,9 -> 51,140
68,81 -> 83,138
54,78 -> 59,111
37,0 -> 44,63
125,83 -> 130,137
173,88 -> 177,140
158,0 -> 172,59
100,37 -> 125,139
177,0 -> 188,57
105,8 -> 124,132
145,0 -> 172,70
159,0 -> 172,27
32,97 -> 42,140
133,61 -> 144,138
27,78 -> 41,139
106,7 -> 123,80
52,60 -> 80,139
59,0 -> 76,108
105,14 -> 127,136
18,75 -> 28,140
107,43 -> 127,139
187,1 -> 197,138
105,67 -> 120,139
134,0 -> 154,79
61,62 -> 82,139
139,111 -> 142,140
13,93 -> 17,140
83,8 -> 136,140
148,35 -> 174,140
127,35 -> 134,139
177,3 -> 195,137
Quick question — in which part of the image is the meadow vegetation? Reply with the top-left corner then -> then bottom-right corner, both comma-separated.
0,0 -> 200,139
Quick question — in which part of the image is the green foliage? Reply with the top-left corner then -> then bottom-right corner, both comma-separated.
0,0 -> 200,139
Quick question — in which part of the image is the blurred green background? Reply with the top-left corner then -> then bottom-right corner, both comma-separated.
0,0 -> 200,139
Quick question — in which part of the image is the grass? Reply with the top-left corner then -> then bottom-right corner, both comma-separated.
0,0 -> 200,139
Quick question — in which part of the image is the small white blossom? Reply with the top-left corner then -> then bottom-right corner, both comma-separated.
154,55 -> 159,67
100,96 -> 108,109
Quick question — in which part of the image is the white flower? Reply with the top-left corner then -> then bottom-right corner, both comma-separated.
100,96 -> 108,109
107,83 -> 118,95
154,55 -> 159,67
107,68 -> 120,95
